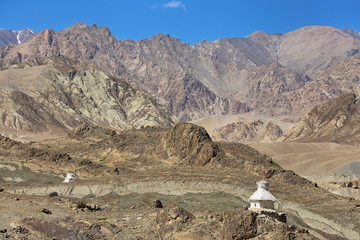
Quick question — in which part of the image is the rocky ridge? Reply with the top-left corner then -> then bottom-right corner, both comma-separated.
279,92 -> 360,144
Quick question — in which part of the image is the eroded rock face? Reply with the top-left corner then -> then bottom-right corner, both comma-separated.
262,52 -> 360,120
279,93 -> 360,144
0,56 -> 177,140
236,62 -> 311,103
0,24 -> 250,121
221,209 -> 258,239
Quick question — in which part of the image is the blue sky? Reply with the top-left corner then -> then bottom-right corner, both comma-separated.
1,0 -> 360,44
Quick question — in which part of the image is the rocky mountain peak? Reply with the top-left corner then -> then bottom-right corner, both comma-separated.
70,22 -> 88,30
89,24 -> 112,35
287,25 -> 342,37
40,29 -> 55,45
148,32 -> 182,45
248,30 -> 268,39
0,28 -> 37,49
151,32 -> 172,40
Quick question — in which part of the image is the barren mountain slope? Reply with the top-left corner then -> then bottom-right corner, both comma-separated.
2,24 -> 360,122
278,93 -> 360,144
232,62 -> 311,107
255,52 -> 360,120
0,28 -> 36,48
0,123 -> 359,239
249,26 -> 360,74
0,23 -> 250,121
0,56 -> 177,141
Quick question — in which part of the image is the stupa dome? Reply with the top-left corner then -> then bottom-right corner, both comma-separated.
249,181 -> 276,201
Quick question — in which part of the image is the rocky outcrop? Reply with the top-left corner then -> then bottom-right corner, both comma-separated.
212,120 -> 283,143
279,93 -> 360,144
0,56 -> 177,140
322,178 -> 360,200
156,207 -> 315,240
264,121 -> 284,142
157,123 -> 223,166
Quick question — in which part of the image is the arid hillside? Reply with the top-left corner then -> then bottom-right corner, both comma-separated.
211,120 -> 283,143
0,55 -> 177,141
0,123 -> 359,239
279,93 -> 360,144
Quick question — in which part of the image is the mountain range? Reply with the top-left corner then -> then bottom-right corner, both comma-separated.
1,24 -> 360,239
1,23 -> 360,142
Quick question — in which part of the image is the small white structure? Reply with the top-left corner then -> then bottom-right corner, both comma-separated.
62,173 -> 77,183
249,180 -> 276,211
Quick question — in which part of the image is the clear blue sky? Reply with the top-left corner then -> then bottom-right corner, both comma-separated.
1,0 -> 360,44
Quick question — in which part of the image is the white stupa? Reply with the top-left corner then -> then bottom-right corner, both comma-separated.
249,180 -> 276,211
62,173 -> 77,183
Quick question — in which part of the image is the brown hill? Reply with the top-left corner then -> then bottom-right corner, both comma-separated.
0,56 -> 177,141
279,93 -> 360,144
